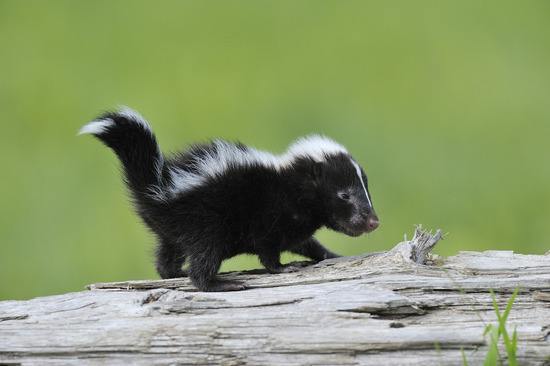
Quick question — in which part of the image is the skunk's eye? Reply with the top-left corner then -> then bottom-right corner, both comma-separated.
338,192 -> 351,201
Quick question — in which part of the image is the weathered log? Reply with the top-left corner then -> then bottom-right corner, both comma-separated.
1,227 -> 549,365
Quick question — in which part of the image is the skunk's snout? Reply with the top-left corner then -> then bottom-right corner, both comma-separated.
339,210 -> 379,237
358,208 -> 379,233
366,214 -> 380,232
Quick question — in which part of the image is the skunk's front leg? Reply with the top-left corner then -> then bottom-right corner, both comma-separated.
290,237 -> 341,262
259,248 -> 301,274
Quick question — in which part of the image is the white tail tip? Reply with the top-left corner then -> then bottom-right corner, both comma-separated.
78,119 -> 115,136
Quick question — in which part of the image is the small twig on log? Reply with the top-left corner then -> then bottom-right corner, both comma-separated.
409,225 -> 443,263
371,225 -> 443,265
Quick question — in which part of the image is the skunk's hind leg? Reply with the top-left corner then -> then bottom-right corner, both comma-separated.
155,238 -> 187,279
188,246 -> 246,292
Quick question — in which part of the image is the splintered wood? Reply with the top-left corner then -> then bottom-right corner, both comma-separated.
1,227 -> 549,365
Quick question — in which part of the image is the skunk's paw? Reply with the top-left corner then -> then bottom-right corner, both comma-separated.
204,280 -> 247,292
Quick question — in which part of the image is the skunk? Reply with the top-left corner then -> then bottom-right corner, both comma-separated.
80,107 -> 379,291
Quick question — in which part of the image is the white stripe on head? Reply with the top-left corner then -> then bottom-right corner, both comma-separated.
351,160 -> 373,208
282,135 -> 348,166
78,119 -> 114,135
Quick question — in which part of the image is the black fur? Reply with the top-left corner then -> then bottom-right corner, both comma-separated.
82,109 -> 379,291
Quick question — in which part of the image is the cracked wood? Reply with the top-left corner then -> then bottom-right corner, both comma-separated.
1,228 -> 549,365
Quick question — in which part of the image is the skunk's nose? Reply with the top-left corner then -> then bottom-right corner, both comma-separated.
367,215 -> 380,231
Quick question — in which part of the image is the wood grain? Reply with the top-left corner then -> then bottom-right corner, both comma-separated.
1,228 -> 549,365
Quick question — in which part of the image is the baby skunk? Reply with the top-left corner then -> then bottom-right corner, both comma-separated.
80,107 -> 379,291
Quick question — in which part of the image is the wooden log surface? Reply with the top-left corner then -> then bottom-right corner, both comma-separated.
1,228 -> 549,365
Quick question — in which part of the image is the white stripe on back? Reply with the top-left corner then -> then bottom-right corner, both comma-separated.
163,135 -> 349,198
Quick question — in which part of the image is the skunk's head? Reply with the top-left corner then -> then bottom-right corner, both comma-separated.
312,153 -> 379,236
286,135 -> 379,236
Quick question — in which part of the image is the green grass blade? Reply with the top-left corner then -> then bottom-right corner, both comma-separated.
483,324 -> 500,366
461,348 -> 469,366
501,328 -> 516,366
487,290 -> 504,365
502,288 -> 519,325
501,288 -> 519,366
488,288 -> 519,366
490,289 -> 502,322
510,327 -> 518,364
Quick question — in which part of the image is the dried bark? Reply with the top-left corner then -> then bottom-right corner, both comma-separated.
1,227 -> 549,365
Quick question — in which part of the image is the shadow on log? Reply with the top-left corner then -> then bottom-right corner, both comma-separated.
1,227 -> 549,365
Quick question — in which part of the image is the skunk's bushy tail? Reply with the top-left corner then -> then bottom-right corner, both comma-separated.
79,107 -> 164,199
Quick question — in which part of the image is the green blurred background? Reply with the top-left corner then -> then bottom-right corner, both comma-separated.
1,1 -> 549,300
